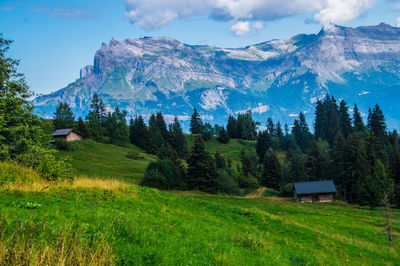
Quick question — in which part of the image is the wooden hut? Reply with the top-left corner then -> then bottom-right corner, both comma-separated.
51,128 -> 83,142
293,180 -> 337,203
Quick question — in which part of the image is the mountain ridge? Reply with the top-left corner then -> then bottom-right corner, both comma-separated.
33,23 -> 400,129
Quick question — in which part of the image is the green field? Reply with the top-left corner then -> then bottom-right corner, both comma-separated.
1,161 -> 399,265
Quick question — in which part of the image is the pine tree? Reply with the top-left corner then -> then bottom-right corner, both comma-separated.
168,117 -> 188,158
201,122 -> 214,141
186,136 -> 217,192
331,133 -> 347,197
217,126 -> 230,144
214,151 -> 226,169
353,104 -> 365,133
227,115 -> 238,138
156,112 -> 168,140
146,114 -> 165,154
292,112 -> 312,152
130,115 -> 148,150
286,151 -> 307,182
368,104 -> 387,140
304,139 -> 331,181
276,121 -> 283,138
266,118 -> 275,136
339,100 -> 352,138
77,117 -> 87,137
256,130 -> 271,162
356,160 -> 393,207
260,150 -> 282,191
106,107 -> 128,145
86,94 -> 107,140
345,133 -> 369,203
53,102 -> 75,130
190,108 -> 203,134
240,149 -> 258,178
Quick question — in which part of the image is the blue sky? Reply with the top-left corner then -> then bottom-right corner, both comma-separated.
1,0 -> 400,95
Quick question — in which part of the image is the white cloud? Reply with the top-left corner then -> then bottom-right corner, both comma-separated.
397,17 -> 400,27
253,21 -> 264,31
230,21 -> 251,35
314,0 -> 376,27
125,0 -> 378,34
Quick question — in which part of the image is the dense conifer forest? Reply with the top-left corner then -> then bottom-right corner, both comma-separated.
50,91 -> 400,208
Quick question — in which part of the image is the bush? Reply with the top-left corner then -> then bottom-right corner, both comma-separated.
54,140 -> 77,151
141,159 -> 185,190
280,183 -> 294,196
15,145 -> 75,181
37,154 -> 75,181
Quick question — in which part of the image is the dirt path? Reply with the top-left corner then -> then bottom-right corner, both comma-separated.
245,187 -> 267,198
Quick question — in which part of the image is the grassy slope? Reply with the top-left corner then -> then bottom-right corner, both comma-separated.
54,136 -> 256,183
186,135 -> 256,161
55,140 -> 156,183
0,163 -> 399,265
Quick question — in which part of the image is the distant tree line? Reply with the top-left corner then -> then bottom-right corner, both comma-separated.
53,94 -> 400,208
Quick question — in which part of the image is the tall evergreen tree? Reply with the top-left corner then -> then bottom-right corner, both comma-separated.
77,117 -> 87,137
286,151 -> 307,182
217,126 -> 230,144
86,94 -> 107,140
130,115 -> 148,150
353,104 -> 365,133
304,139 -> 331,181
331,133 -> 347,197
106,106 -> 128,145
156,112 -> 168,140
146,113 -> 165,154
338,100 -> 352,138
266,118 -> 275,136
256,130 -> 271,162
190,108 -> 203,134
168,117 -> 188,158
292,112 -> 312,152
186,136 -> 217,192
314,96 -> 339,145
240,149 -> 258,178
53,102 -> 75,130
344,133 -> 369,202
260,150 -> 282,191
227,115 -> 238,138
368,104 -> 387,140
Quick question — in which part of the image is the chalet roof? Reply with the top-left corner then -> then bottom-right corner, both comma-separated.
51,128 -> 83,137
294,180 -> 337,195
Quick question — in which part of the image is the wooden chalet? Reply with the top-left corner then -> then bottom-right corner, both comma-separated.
293,180 -> 337,203
51,128 -> 84,142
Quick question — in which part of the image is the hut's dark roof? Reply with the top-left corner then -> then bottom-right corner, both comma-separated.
294,180 -> 337,194
51,128 -> 83,137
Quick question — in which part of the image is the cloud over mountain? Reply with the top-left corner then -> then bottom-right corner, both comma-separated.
125,0 -> 377,33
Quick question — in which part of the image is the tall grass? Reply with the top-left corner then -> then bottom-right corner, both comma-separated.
0,217 -> 113,265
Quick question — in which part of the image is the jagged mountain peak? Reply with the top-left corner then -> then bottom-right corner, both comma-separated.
34,24 -> 400,129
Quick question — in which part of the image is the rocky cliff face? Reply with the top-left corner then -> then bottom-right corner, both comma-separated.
33,23 -> 400,129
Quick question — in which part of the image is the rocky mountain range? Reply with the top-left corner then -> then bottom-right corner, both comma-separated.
33,23 -> 400,129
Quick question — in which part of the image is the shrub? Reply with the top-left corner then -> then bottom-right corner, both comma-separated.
37,154 -> 75,181
16,146 -> 75,181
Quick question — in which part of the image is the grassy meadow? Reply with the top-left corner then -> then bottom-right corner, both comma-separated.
1,161 -> 400,265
